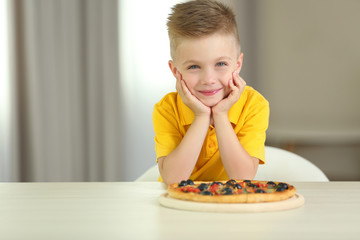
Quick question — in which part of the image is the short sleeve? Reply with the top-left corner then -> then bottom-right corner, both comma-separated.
236,93 -> 269,164
152,95 -> 184,162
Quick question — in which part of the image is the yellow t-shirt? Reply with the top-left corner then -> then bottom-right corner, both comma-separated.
153,86 -> 269,181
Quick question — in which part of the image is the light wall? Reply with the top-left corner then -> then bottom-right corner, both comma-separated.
118,0 -> 180,180
0,0 -> 11,181
257,0 -> 360,140
256,0 -> 360,180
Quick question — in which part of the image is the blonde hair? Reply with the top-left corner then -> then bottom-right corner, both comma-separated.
167,0 -> 241,60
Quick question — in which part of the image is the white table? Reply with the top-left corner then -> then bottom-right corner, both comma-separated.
0,182 -> 359,240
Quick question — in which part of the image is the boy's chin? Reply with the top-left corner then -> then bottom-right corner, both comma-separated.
201,95 -> 227,107
201,99 -> 221,108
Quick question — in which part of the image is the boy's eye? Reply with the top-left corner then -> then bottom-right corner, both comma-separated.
216,62 -> 227,67
188,65 -> 200,70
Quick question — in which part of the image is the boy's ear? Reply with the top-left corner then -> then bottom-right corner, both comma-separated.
236,53 -> 244,73
168,60 -> 178,78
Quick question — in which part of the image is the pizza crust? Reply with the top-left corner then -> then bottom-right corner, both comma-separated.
159,193 -> 305,213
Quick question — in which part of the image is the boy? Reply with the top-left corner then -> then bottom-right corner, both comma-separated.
153,0 -> 269,185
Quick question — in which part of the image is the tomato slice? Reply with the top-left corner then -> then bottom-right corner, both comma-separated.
209,184 -> 219,193
182,187 -> 200,193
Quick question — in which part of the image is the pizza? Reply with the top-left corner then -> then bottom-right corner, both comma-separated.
167,179 -> 296,203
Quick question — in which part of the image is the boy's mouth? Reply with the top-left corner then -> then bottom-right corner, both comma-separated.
198,88 -> 222,96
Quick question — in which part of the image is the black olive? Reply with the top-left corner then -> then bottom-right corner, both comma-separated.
234,183 -> 242,189
255,189 -> 265,193
278,183 -> 288,189
211,181 -> 223,186
276,187 -> 286,192
244,180 -> 251,183
267,181 -> 276,188
197,183 -> 208,191
226,179 -> 236,186
222,187 -> 233,195
186,179 -> 194,185
247,183 -> 257,188
200,190 -> 213,196
178,180 -> 187,187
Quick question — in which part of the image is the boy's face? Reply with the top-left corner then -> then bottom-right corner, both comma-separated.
169,33 -> 243,107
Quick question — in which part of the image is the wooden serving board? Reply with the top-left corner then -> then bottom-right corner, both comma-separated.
159,193 -> 304,213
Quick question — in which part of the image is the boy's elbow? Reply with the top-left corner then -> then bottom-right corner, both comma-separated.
160,171 -> 182,186
157,156 -> 175,185
158,155 -> 191,185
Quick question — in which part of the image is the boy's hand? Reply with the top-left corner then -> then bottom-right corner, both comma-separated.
175,71 -> 211,117
212,70 -> 246,116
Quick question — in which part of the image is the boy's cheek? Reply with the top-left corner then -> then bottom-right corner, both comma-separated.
219,72 -> 233,85
216,69 -> 232,78
181,77 -> 196,93
181,73 -> 196,84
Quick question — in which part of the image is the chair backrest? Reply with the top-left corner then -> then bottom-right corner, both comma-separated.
135,165 -> 159,182
255,146 -> 329,182
135,146 -> 329,182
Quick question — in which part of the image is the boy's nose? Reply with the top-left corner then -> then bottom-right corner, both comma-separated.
201,70 -> 216,85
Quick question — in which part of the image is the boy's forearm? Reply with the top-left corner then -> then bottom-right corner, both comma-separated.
159,115 -> 210,185
213,113 -> 258,180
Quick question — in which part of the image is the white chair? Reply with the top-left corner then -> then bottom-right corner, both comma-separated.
255,146 -> 329,182
135,146 -> 329,182
135,164 -> 160,182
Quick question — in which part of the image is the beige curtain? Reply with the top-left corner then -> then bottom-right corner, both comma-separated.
10,0 -> 124,181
